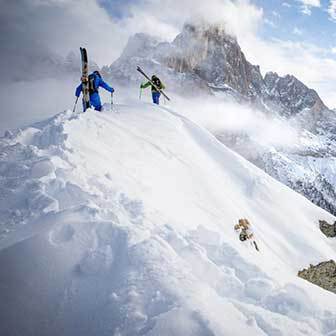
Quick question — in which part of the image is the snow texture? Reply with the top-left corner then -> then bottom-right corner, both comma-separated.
0,103 -> 335,336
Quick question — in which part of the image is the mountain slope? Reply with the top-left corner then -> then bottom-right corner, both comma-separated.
0,104 -> 335,335
216,120 -> 336,217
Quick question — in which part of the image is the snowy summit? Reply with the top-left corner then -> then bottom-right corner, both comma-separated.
0,103 -> 335,335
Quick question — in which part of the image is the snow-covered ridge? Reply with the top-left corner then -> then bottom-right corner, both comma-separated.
0,104 -> 335,335
107,21 -> 336,219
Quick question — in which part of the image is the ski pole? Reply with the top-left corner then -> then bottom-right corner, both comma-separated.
73,97 -> 79,113
139,87 -> 142,100
111,92 -> 114,112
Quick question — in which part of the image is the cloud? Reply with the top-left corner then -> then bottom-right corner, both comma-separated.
301,0 -> 321,5
272,11 -> 281,18
121,0 -> 264,42
173,95 -> 300,148
0,0 -> 128,68
264,18 -> 277,28
0,78 -> 77,135
293,27 -> 303,35
296,0 -> 321,15
0,0 -> 264,68
328,0 -> 336,20
298,0 -> 321,6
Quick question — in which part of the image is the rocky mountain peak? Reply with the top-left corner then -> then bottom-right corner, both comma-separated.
104,21 -> 330,123
176,22 -> 237,45
264,71 -> 327,117
165,22 -> 263,97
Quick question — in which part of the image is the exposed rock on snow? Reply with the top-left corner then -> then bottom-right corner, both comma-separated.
298,260 -> 336,294
319,220 -> 336,238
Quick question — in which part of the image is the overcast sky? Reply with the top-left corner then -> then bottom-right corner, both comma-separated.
1,0 -> 335,106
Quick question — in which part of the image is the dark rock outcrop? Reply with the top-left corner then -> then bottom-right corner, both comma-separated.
298,260 -> 336,294
319,220 -> 336,238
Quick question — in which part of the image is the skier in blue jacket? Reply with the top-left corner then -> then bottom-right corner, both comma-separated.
75,71 -> 114,111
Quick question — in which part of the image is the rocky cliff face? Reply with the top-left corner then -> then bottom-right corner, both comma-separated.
166,23 -> 264,98
263,72 -> 328,118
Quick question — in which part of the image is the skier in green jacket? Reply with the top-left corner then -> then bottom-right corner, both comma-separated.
140,75 -> 166,105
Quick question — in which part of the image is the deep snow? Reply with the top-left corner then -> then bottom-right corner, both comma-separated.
0,103 -> 335,336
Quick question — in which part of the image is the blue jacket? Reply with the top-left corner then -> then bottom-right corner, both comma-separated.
75,73 -> 114,97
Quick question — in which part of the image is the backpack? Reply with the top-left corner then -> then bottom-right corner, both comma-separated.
239,231 -> 248,241
152,77 -> 162,91
88,73 -> 98,94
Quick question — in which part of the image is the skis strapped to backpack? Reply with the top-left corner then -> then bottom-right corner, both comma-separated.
136,66 -> 170,101
80,47 -> 90,111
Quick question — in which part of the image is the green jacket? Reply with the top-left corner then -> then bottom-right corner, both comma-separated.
141,79 -> 165,92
